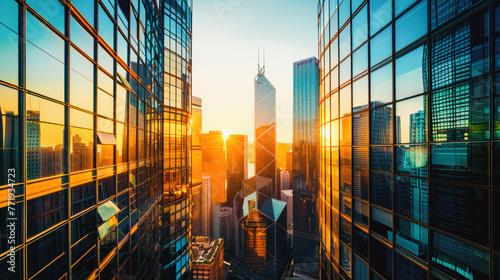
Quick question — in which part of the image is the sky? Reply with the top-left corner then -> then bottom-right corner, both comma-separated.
192,0 -> 318,143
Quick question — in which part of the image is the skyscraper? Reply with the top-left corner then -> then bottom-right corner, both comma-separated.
192,96 -> 203,236
255,62 -> 278,198
226,134 -> 248,208
0,0 -> 193,279
202,131 -> 227,205
318,0 -> 498,279
292,57 -> 320,278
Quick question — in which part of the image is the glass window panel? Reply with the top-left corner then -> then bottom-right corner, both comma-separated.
433,78 -> 490,141
72,0 -> 95,26
27,123 -> 65,180
27,224 -> 68,279
431,0 -> 479,29
352,5 -> 368,50
97,144 -> 114,167
396,95 -> 426,143
396,46 -> 426,100
340,216 -> 352,245
26,95 -> 64,125
370,172 -> 392,210
353,169 -> 368,200
117,31 -> 128,63
354,226 -> 368,260
129,127 -> 137,161
370,104 -> 393,145
27,0 -> 65,33
0,0 -> 18,31
0,202 -> 23,255
70,48 -> 94,111
340,84 -> 352,117
339,0 -> 350,27
395,217 -> 428,261
72,246 -> 97,279
370,236 -> 393,279
340,117 -> 352,146
116,123 -> 127,163
396,144 -> 428,177
0,23 -> 18,86
116,86 -> 127,123
71,182 -> 96,215
0,86 -> 20,185
396,1 -> 427,51
371,207 -> 393,240
395,252 -> 428,279
98,176 -> 116,201
370,146 -> 392,172
340,242 -> 352,275
340,23 -> 351,61
71,16 -> 94,57
70,109 -> 93,129
70,127 -> 93,172
494,191 -> 500,252
370,0 -> 391,36
352,44 -> 368,77
341,193 -> 352,217
99,5 -> 115,49
27,189 -> 67,238
98,70 -> 114,95
99,44 -> 114,74
353,255 -> 369,279
353,75 -> 368,112
98,90 -> 114,119
430,181 -> 489,247
97,117 -> 113,133
430,142 -> 488,185
432,231 -> 489,279
353,199 -> 369,226
370,25 -> 392,66
395,0 -> 418,16
370,63 -> 392,107
395,176 -> 428,223
26,14 -> 65,101
332,120 -> 339,146
494,143 -> 500,188
353,111 -> 369,145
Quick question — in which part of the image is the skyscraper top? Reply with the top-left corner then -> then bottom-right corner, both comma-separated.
258,46 -> 266,75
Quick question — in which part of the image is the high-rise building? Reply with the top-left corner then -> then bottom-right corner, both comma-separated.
292,57 -> 320,278
202,175 -> 213,237
0,0 -> 193,279
219,206 -> 234,248
280,170 -> 290,190
318,1 -> 499,279
202,131 -> 226,205
255,62 -> 278,198
192,237 -> 225,280
192,96 -> 203,236
226,134 -> 248,208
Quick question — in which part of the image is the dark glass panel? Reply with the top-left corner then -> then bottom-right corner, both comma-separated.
72,247 -> 97,280
0,202 -> 23,254
370,146 -> 392,172
431,231 -> 489,279
396,145 -> 428,177
71,209 -> 96,261
353,169 -> 368,201
71,182 -> 96,215
371,207 -> 392,240
370,236 -> 393,279
395,176 -> 428,223
98,176 -> 116,202
495,191 -> 500,253
353,199 -> 369,226
430,142 -> 489,185
430,181 -> 489,247
395,252 -> 427,280
27,224 -> 68,279
353,111 -> 369,146
340,193 -> 352,217
395,216 -> 428,260
353,255 -> 368,279
353,226 -> 368,260
370,172 -> 392,210
27,189 -> 67,238
341,242 -> 352,275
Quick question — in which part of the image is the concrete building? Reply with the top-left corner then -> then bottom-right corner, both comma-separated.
192,237 -> 225,280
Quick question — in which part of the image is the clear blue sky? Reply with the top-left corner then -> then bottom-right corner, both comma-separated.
192,0 -> 318,143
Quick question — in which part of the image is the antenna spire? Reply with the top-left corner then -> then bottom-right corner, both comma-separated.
258,46 -> 265,75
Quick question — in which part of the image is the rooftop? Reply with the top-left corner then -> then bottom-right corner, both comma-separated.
192,237 -> 223,265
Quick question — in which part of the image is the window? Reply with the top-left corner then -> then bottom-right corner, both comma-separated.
395,176 -> 428,223
395,252 -> 427,279
370,236 -> 393,279
71,182 -> 96,215
353,44 -> 368,77
396,95 -> 427,143
395,1 -> 427,51
395,216 -> 428,260
396,144 -> 428,177
370,25 -> 392,66
27,224 -> 68,279
352,5 -> 368,50
370,172 -> 392,210
396,46 -> 426,100
70,47 -> 94,111
0,85 -> 20,185
370,105 -> 393,145
27,189 -> 67,238
0,0 -> 18,85
370,0 -> 391,36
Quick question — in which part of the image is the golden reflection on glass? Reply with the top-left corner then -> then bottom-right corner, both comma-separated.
26,94 -> 64,124
332,120 -> 339,146
116,123 -> 127,163
70,109 -> 93,129
71,127 -> 93,172
97,117 -> 113,133
97,144 -> 114,167
98,89 -> 113,119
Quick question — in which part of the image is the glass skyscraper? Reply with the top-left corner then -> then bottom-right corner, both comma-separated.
292,57 -> 320,278
0,0 -> 192,279
318,0 -> 499,279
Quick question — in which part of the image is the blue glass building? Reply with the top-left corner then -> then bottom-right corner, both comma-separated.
0,0 -> 192,279
292,57 -> 320,278
318,0 -> 500,279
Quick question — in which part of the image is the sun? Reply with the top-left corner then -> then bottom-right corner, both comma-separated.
222,130 -> 231,140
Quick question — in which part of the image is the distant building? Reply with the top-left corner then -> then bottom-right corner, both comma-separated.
192,97 -> 203,236
280,170 -> 290,190
202,175 -> 213,237
281,189 -> 293,229
192,237 -> 225,280
219,207 -> 234,248
202,131 -> 226,204
226,134 -> 248,208
292,57 -> 320,278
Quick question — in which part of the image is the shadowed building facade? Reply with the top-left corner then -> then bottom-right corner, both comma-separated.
292,56 -> 320,278
192,96 -> 203,236
226,134 -> 248,208
318,0 -> 500,279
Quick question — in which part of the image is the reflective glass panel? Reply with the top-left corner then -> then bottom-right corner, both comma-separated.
370,25 -> 392,66
370,236 -> 393,279
352,75 -> 368,112
395,1 -> 427,51
0,0 -> 18,86
352,44 -> 368,77
370,105 -> 393,145
27,0 -> 65,33
370,0 -> 391,36
396,144 -> 428,177
340,85 -> 351,117
370,63 -> 392,106
71,16 -> 93,58
395,0 -> 418,16
70,127 -> 93,172
70,48 -> 94,111
395,252 -> 427,279
396,46 -> 426,100
371,146 -> 392,172
340,56 -> 351,85
352,5 -> 368,50
340,24 -> 351,61
396,95 -> 426,143
395,176 -> 428,223
370,172 -> 392,210
99,5 -> 115,49
72,0 -> 95,26
395,217 -> 428,261
27,189 -> 67,238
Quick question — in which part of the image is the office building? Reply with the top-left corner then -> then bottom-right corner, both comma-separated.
192,237 -> 224,280
213,203 -> 233,248
281,189 -> 293,229
255,61 -> 278,198
318,0 -> 499,279
226,134 -> 248,208
202,131 -> 226,205
280,170 -> 290,190
234,176 -> 289,279
292,57 -> 320,278
0,0 -> 193,279
202,175 -> 213,237
192,97 -> 203,236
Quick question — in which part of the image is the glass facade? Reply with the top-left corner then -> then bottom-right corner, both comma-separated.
0,0 -> 192,279
318,0 -> 499,279
292,57 -> 320,278
255,70 -> 278,198
191,96 -> 202,237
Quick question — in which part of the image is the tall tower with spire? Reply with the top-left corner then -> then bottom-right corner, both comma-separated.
254,48 -> 277,198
